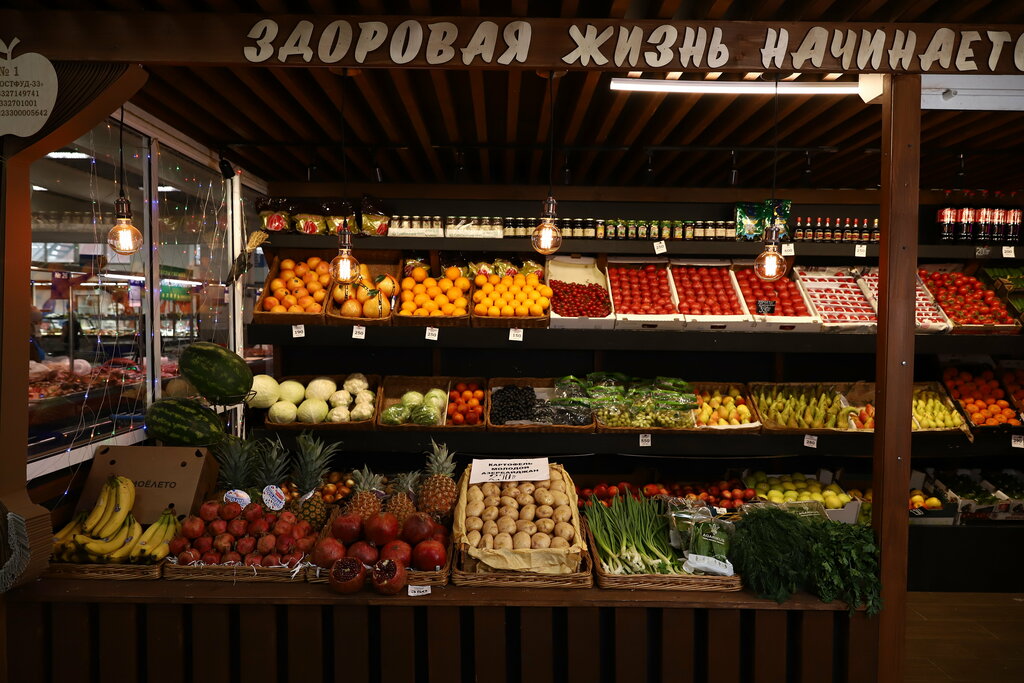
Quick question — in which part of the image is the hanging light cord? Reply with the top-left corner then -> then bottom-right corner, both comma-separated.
118,105 -> 127,200
339,99 -> 350,250
770,79 -> 778,205
547,71 -> 554,198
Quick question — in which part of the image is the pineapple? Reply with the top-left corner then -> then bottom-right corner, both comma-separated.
385,471 -> 420,525
248,436 -> 290,504
347,465 -> 385,521
287,432 -> 340,530
417,439 -> 457,520
210,435 -> 257,493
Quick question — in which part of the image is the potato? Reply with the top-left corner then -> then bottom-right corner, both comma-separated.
550,480 -> 566,493
535,504 -> 554,519
531,532 -> 551,549
535,518 -> 555,534
503,486 -> 521,499
519,504 -> 536,521
481,483 -> 501,497
500,496 -> 519,510
554,521 -> 575,540
501,481 -> 520,490
480,533 -> 494,549
465,500 -> 485,518
466,516 -> 484,532
499,505 -> 519,520
481,506 -> 499,522
535,479 -> 551,489
550,491 -> 569,507
534,489 -> 554,506
483,496 -> 501,508
515,493 -> 535,507
519,482 -> 536,496
467,529 -> 481,547
512,531 -> 532,549
547,469 -> 562,481
496,516 -> 517,535
494,532 -> 513,550
550,536 -> 570,549
515,520 -> 537,535
552,505 -> 572,523
467,485 -> 484,502
481,520 -> 498,536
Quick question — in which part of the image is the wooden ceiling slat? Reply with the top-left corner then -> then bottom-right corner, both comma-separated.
945,0 -> 992,23
892,0 -> 940,21
751,0 -> 787,20
562,72 -> 602,149
390,70 -> 447,181
660,95 -> 743,185
505,70 -> 523,183
349,71 -> 427,183
705,0 -> 734,20
255,0 -> 288,11
529,76 -> 562,185
654,0 -> 682,18
845,0 -> 887,20
430,71 -> 461,144
560,0 -> 581,16
466,70 -> 492,184
230,68 -> 320,143
572,88 -> 628,184
356,0 -> 386,12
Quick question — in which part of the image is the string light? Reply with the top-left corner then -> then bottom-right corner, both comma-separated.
106,106 -> 143,256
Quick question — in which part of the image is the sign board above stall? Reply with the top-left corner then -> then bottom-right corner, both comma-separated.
2,12 -> 1024,74
0,36 -> 57,137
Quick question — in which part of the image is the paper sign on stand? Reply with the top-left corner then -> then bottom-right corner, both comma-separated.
469,458 -> 549,483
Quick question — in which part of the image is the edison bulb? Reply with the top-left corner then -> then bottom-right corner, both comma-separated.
754,245 -> 788,282
531,219 -> 562,255
107,218 -> 143,256
329,248 -> 361,283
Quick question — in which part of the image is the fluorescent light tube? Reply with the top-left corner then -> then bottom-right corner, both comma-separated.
31,185 -> 48,191
46,151 -> 91,159
609,78 -> 860,95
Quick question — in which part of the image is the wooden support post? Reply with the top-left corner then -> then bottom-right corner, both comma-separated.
872,73 -> 920,683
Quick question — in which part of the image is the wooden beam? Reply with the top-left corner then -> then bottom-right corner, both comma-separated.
468,70 -> 492,184
349,70 -> 426,183
873,72 -> 920,683
390,69 -> 446,181
505,70 -> 522,183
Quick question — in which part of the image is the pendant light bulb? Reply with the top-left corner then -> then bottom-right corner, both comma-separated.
329,248 -> 361,284
107,196 -> 143,256
531,196 -> 562,255
754,222 -> 788,282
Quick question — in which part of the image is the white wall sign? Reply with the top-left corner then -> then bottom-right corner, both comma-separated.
0,37 -> 57,137
469,457 -> 549,483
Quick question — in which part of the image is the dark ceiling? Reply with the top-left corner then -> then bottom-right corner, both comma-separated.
14,0 -> 1024,191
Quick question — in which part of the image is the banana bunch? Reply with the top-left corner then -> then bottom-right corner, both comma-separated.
50,476 -> 180,564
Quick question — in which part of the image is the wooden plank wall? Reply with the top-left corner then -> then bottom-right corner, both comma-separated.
7,601 -> 877,683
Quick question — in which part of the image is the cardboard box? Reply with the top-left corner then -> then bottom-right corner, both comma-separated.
908,470 -> 958,525
606,257 -> 684,330
546,255 -> 616,329
743,468 -> 860,524
75,445 -> 219,524
669,259 -> 756,331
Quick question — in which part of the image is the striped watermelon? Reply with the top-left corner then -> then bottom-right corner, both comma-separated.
179,342 -> 253,405
145,398 -> 225,446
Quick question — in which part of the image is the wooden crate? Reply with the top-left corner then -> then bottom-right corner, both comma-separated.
262,374 -> 380,432
252,247 -> 335,326
486,377 -> 594,433
376,376 -> 452,430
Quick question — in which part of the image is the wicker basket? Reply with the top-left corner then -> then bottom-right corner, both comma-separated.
252,248 -> 335,326
451,550 -> 592,588
747,382 -> 860,435
438,377 -> 488,431
262,374 -> 380,432
471,311 -> 548,328
323,251 -> 403,326
688,382 -> 764,434
43,561 -> 163,581
392,311 -> 470,327
486,377 -> 595,433
162,561 -> 306,582
375,376 -> 452,430
584,525 -> 741,592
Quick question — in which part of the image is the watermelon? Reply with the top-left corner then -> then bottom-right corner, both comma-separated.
145,398 -> 225,446
179,342 -> 253,405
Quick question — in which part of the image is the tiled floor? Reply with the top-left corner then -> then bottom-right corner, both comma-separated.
906,592 -> 1024,682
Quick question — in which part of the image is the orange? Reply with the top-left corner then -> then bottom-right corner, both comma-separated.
294,263 -> 309,276
996,399 -> 1010,408
270,304 -> 287,313
413,284 -> 427,295
318,273 -> 331,287
514,275 -> 526,285
316,261 -> 331,275
514,292 -> 528,302
279,259 -> 296,271
455,277 -> 471,291
286,277 -> 304,291
279,270 -> 296,282
293,288 -> 309,299
537,296 -> 550,309
481,283 -> 494,295
526,274 -> 540,285
422,301 -> 438,313
401,290 -> 415,302
414,293 -> 431,307
474,274 -> 488,287
439,279 -> 453,293
434,295 -> 450,308
414,308 -> 430,317
297,296 -> 314,308
312,290 -> 327,303
270,278 -> 286,292
423,277 -> 438,288
401,276 -> 416,290
430,310 -> 445,317
500,305 -> 514,317
453,307 -> 467,316
488,274 -> 500,285
509,285 -> 521,294
487,306 -> 501,317
501,276 -> 513,287
474,303 -> 489,316
305,303 -> 322,313
515,305 -> 529,317
282,295 -> 298,308
307,281 -> 323,294
441,303 -> 456,315
481,297 -> 494,309
473,290 -> 485,303
307,257 -> 322,269
539,285 -> 553,298
287,305 -> 305,313
412,266 -> 428,283
273,288 -> 289,300
529,304 -> 543,316
263,297 -> 280,311
302,271 -> 317,284
453,297 -> 468,309
495,284 -> 508,294
528,290 -> 541,301
401,300 -> 417,312
445,266 -> 462,280
399,309 -> 413,316
426,285 -> 441,298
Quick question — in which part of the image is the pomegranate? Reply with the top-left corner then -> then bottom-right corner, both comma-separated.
235,536 -> 257,555
295,536 -> 315,553
371,559 -> 407,595
198,500 -> 220,522
365,513 -> 400,547
256,534 -> 277,555
276,534 -> 296,554
380,540 -> 412,567
200,551 -> 222,565
192,536 -> 213,554
242,502 -> 264,522
181,516 -> 205,540
401,513 -> 435,545
265,513 -> 278,527
177,548 -> 201,565
213,533 -> 235,554
431,529 -> 450,546
331,512 -> 363,544
328,557 -> 366,594
168,536 -> 190,556
311,538 -> 346,569
222,551 -> 242,564
243,553 -> 262,566
219,502 -> 242,520
292,520 -> 313,538
208,519 -> 228,536
227,518 -> 248,538
412,540 -> 447,571
279,510 -> 297,524
282,552 -> 304,568
348,541 -> 378,566
261,553 -> 282,567
248,519 -> 270,536
272,520 -> 293,538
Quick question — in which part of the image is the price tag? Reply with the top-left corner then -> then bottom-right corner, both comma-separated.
408,585 -> 432,596
509,328 -> 524,342
1003,246 -> 1017,258
756,300 -> 777,315
1012,434 -> 1024,449
291,324 -> 305,338
975,245 -> 992,258
469,457 -> 549,484
639,433 -> 652,447
803,434 -> 818,448
351,325 -> 366,339
425,326 -> 439,341
653,240 -> 667,255
854,244 -> 868,258
781,243 -> 795,256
